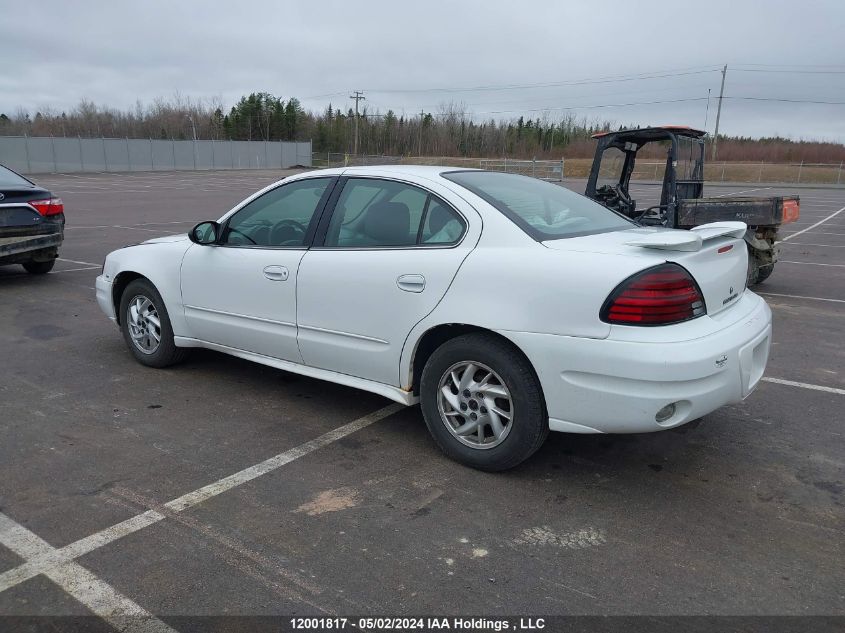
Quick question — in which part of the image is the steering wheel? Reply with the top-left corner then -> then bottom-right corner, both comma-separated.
270,218 -> 307,245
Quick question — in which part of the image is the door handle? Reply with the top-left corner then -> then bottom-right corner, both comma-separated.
397,274 -> 425,293
263,265 -> 289,281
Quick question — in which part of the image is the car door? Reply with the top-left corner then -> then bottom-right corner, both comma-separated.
296,175 -> 478,387
180,176 -> 335,362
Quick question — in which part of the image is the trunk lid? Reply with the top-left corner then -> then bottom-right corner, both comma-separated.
543,225 -> 748,317
0,185 -> 50,204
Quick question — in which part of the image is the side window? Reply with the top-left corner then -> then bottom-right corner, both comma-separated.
324,178 -> 464,248
421,198 -> 466,244
222,178 -> 331,247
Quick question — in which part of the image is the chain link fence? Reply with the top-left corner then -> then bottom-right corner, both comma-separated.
570,157 -> 845,185
0,136 -> 312,174
313,153 -> 844,185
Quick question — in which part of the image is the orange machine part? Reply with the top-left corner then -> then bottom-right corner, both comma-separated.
782,199 -> 800,224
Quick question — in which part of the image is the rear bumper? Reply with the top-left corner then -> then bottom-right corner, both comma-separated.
96,274 -> 116,323
0,232 -> 63,262
500,292 -> 772,434
0,211 -> 64,263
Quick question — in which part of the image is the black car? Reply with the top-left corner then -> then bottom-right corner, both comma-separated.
0,164 -> 64,274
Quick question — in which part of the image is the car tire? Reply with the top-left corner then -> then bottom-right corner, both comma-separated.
420,333 -> 548,471
22,260 -> 55,274
755,262 -> 774,285
119,278 -> 188,368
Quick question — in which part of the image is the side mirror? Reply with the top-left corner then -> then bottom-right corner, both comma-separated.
189,221 -> 220,245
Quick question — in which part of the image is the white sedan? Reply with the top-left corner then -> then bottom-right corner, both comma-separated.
96,166 -> 772,470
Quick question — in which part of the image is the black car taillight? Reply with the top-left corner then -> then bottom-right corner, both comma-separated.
29,197 -> 64,216
600,263 -> 706,326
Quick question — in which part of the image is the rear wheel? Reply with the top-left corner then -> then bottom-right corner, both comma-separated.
746,245 -> 775,286
420,333 -> 548,471
22,260 -> 55,274
119,278 -> 188,368
755,262 -> 774,284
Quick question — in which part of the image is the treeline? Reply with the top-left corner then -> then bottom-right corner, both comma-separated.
2,93 -> 843,163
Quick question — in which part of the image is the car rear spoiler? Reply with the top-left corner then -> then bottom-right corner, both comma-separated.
624,222 -> 747,252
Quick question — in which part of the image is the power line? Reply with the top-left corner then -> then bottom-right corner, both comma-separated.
725,96 -> 845,105
367,66 -> 721,95
301,91 -> 348,100
732,68 -> 845,74
417,82 -> 715,111
472,97 -> 709,116
732,62 -> 845,69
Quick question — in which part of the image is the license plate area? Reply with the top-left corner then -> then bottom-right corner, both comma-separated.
739,326 -> 771,397
0,205 -> 43,228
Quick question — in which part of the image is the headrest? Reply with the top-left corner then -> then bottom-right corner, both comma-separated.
427,203 -> 452,235
363,202 -> 410,244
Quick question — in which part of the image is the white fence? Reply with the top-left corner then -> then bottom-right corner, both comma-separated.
0,136 -> 312,174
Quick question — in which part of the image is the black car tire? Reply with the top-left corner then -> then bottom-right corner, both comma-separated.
22,260 -> 55,274
420,333 -> 548,471
119,278 -> 188,368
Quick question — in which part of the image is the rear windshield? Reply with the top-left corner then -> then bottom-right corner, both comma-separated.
0,165 -> 34,188
443,170 -> 632,240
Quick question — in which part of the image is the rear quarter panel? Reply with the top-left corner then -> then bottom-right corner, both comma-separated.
400,240 -> 649,386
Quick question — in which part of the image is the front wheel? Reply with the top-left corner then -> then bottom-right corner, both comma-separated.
420,333 -> 548,471
119,278 -> 188,368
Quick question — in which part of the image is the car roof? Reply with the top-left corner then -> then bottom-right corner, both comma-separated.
292,165 -> 479,180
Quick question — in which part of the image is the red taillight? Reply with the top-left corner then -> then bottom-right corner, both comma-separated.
29,197 -> 64,216
601,263 -> 706,326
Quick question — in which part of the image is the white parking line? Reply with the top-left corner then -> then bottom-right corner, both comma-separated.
0,513 -> 176,633
112,225 -> 168,233
762,377 -> 845,396
781,206 -> 845,241
759,292 -> 845,304
714,187 -> 772,198
134,221 -> 196,226
0,403 -> 402,595
64,221 -> 194,230
781,242 -> 845,248
781,261 -> 845,268
58,257 -> 101,267
50,266 -> 100,273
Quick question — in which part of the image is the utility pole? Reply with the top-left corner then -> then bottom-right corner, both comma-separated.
350,91 -> 365,157
186,114 -> 197,141
711,64 -> 727,161
418,110 -> 425,156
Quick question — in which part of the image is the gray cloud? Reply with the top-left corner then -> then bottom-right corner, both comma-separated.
1,0 -> 843,141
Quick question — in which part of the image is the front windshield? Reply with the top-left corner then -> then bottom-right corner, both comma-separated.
596,147 -> 626,188
444,171 -> 633,240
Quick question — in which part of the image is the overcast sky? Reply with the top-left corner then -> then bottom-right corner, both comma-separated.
2,0 -> 844,141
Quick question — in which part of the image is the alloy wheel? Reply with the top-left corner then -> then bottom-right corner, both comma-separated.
437,361 -> 514,449
126,294 -> 162,355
